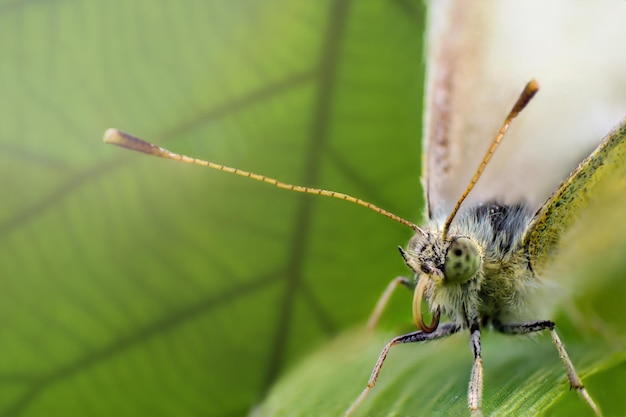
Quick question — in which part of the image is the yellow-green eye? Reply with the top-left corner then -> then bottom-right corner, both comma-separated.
444,237 -> 480,284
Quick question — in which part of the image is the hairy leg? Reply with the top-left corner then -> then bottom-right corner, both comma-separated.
468,322 -> 483,417
494,320 -> 601,417
344,322 -> 461,416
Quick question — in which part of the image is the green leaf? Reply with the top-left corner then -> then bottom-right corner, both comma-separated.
3,1 -> 626,417
0,1 -> 425,416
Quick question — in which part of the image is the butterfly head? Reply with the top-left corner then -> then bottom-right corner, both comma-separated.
400,230 -> 483,332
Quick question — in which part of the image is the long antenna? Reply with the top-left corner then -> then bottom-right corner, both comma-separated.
103,128 -> 422,233
442,79 -> 540,241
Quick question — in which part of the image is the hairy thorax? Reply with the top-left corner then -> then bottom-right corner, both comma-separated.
404,203 -> 538,327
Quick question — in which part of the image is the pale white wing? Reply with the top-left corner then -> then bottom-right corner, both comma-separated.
423,0 -> 626,220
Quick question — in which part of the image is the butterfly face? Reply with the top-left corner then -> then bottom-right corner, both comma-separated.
402,227 -> 482,288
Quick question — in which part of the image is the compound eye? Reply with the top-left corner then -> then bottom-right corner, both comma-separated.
444,237 -> 480,284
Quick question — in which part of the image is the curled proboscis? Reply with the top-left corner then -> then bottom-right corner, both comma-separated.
412,276 -> 440,333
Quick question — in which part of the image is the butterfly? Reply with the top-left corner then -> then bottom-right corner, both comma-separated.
340,3 -> 626,416
104,2 -> 626,416
341,3 -> 626,416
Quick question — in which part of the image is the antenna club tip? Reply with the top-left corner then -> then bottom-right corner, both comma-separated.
527,79 -> 540,93
103,128 -> 122,144
102,129 -> 173,158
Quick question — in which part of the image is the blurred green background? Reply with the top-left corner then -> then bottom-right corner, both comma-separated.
2,1 -> 625,417
0,1 -> 425,416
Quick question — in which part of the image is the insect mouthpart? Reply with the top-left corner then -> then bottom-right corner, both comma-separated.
413,275 -> 440,333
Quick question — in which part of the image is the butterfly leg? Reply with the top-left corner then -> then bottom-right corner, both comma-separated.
366,276 -> 414,329
344,322 -> 461,417
468,322 -> 484,417
494,320 -> 602,417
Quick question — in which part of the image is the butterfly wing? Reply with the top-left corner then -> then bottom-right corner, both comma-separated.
422,1 -> 495,219
523,118 -> 626,274
423,0 -> 626,220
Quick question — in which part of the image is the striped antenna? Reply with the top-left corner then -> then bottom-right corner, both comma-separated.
442,79 -> 540,241
103,129 -> 422,233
